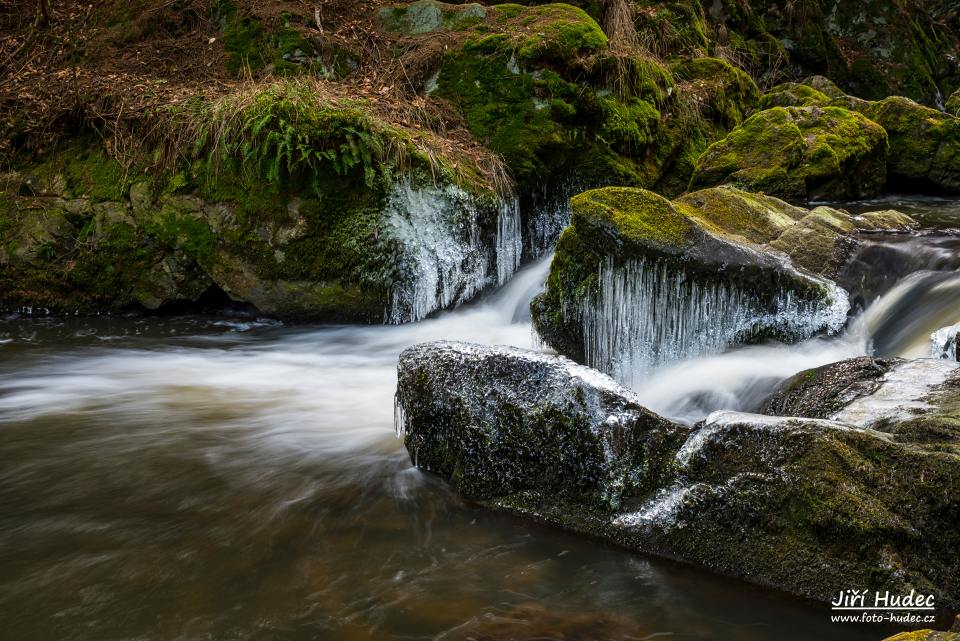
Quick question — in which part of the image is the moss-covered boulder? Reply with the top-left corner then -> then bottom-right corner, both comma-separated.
423,5 -> 759,249
530,186 -> 852,376
689,106 -> 889,201
758,82 -> 830,109
884,632 -> 959,641
0,82 -> 523,322
856,97 -> 960,193
396,343 -> 960,611
948,89 -> 960,116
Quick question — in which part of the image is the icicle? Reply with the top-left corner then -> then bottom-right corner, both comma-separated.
495,196 -> 522,285
930,323 -> 960,361
384,179 -> 523,324
573,257 -> 849,385
393,391 -> 407,439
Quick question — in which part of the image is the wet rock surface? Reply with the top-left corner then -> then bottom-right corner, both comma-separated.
396,340 -> 686,508
396,342 -> 960,612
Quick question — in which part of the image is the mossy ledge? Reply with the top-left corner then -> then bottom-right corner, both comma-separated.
0,80 -> 514,322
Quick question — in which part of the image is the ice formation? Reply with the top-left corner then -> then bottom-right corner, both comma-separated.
384,180 -> 523,324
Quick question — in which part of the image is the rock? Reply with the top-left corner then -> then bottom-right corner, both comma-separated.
396,341 -> 686,507
758,82 -> 830,109
853,209 -> 919,232
530,186 -> 852,374
689,105 -> 889,202
857,96 -> 960,194
396,342 -> 960,611
760,357 -> 960,452
377,1 -> 486,35
883,632 -> 960,641
0,84 -> 524,321
802,75 -> 846,99
949,89 -> 960,116
931,324 -> 960,361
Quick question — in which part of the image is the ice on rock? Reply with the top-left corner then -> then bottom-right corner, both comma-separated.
575,258 -> 850,385
384,180 -> 523,324
613,484 -> 699,528
931,323 -> 960,361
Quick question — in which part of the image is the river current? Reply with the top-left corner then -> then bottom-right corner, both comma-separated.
1,198 -> 958,640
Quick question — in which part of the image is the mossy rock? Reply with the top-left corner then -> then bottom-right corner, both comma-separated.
531,185 -> 851,366
377,1 -> 487,35
0,82 -> 517,322
857,96 -> 960,193
948,89 -> 960,116
883,632 -> 959,641
759,82 -> 830,109
690,105 -> 889,202
396,345 -> 960,612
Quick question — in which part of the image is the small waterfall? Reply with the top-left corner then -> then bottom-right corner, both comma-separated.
384,180 -> 523,324
523,177 -> 588,258
575,258 -> 849,385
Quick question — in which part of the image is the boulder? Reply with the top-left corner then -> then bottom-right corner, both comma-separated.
857,97 -> 960,194
689,105 -> 889,202
948,89 -> 960,116
396,341 -> 686,507
757,82 -> 960,195
377,1 -> 487,35
760,357 -> 960,453
396,342 -> 960,612
530,186 -> 855,375
883,632 -> 959,641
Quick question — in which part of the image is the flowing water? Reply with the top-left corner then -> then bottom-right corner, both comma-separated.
1,198 -> 958,641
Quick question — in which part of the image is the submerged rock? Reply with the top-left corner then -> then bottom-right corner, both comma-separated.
530,186 -> 855,380
396,342 -> 960,612
689,105 -> 889,202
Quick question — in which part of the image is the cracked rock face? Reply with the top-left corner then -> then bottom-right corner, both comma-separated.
396,342 -> 960,611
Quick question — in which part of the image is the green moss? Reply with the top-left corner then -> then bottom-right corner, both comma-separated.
690,105 -> 889,201
947,89 -> 960,116
570,187 -> 693,251
856,96 -> 960,193
516,4 -> 607,66
759,83 -> 830,109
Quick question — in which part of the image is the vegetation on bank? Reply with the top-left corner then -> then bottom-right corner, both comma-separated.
1,0 -> 959,319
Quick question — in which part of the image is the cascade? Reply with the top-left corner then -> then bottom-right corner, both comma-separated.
575,258 -> 850,385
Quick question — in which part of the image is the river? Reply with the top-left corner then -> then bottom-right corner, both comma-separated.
0,198 -> 957,641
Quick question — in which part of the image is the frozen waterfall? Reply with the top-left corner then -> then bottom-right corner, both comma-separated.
576,258 -> 850,385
